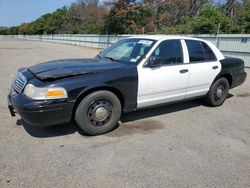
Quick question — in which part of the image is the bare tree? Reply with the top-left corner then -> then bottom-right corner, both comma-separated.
225,0 -> 237,18
189,0 -> 208,16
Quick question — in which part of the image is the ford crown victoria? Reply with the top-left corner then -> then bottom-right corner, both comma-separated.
8,36 -> 247,135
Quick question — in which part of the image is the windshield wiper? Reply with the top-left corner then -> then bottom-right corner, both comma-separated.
96,54 -> 101,59
105,56 -> 118,62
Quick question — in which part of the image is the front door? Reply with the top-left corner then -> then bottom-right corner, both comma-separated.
137,39 -> 189,108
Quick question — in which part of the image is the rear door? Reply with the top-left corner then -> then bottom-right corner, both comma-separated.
184,40 -> 221,98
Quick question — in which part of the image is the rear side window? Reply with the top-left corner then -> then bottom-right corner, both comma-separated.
186,40 -> 205,62
186,40 -> 216,62
201,42 -> 216,61
152,39 -> 183,65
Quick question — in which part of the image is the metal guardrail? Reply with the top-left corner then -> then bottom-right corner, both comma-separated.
12,34 -> 250,67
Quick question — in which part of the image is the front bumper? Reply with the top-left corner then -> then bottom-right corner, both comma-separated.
8,90 -> 74,126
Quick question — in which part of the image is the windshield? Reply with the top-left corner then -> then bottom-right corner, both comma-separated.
98,38 -> 156,65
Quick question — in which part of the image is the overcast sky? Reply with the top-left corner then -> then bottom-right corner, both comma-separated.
0,0 -> 75,27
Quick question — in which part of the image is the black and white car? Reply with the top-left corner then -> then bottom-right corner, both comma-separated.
8,36 -> 247,135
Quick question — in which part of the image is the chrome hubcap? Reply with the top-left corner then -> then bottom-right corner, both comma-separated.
94,107 -> 108,121
87,100 -> 112,126
216,88 -> 223,98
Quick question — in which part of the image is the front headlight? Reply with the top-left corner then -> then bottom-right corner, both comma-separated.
23,84 -> 67,100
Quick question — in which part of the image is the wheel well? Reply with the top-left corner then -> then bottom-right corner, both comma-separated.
72,86 -> 125,120
219,74 -> 232,88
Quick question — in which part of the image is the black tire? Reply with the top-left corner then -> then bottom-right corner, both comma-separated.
204,77 -> 229,107
75,90 -> 121,135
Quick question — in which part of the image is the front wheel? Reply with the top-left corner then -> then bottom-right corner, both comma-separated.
204,77 -> 229,107
75,90 -> 121,135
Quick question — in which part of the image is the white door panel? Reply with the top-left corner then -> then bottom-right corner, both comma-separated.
186,61 -> 221,98
137,64 -> 189,108
182,39 -> 223,98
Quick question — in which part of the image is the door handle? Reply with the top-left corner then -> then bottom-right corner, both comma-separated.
179,69 -> 188,74
212,66 -> 218,70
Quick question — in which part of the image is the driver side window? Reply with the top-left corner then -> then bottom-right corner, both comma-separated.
152,40 -> 183,65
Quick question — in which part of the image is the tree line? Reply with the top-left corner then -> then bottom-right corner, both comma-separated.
1,0 -> 250,35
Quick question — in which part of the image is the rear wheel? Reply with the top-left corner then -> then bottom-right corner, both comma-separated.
204,77 -> 229,107
75,90 -> 121,135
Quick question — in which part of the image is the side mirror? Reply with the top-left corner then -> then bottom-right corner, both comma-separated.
145,56 -> 162,68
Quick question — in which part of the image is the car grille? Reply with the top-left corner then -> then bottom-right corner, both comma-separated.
12,72 -> 27,93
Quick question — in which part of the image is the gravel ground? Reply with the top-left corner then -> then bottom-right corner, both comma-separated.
0,36 -> 250,188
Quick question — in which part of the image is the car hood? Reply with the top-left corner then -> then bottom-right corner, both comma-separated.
28,58 -> 128,80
